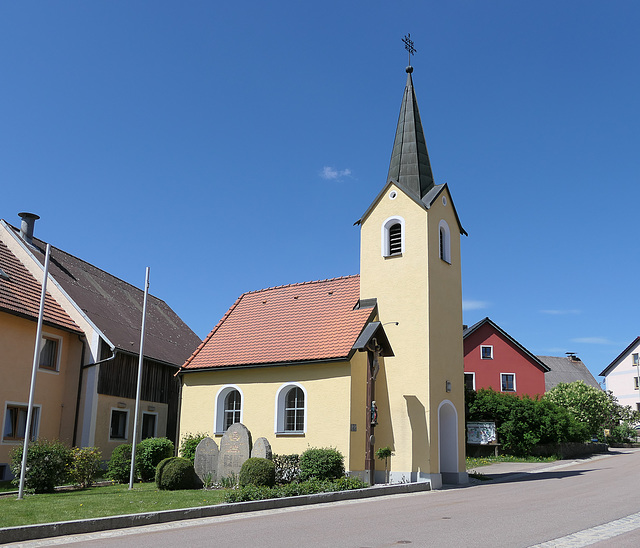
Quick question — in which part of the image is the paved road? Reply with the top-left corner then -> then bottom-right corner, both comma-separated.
11,449 -> 640,547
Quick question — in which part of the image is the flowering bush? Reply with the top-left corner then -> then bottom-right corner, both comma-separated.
10,439 -> 72,493
69,447 -> 102,487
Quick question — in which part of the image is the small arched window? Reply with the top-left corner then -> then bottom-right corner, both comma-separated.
438,219 -> 451,264
275,383 -> 307,434
381,216 -> 405,257
224,390 -> 242,431
214,385 -> 243,434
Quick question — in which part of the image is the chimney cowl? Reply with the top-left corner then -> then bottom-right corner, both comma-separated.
18,212 -> 40,245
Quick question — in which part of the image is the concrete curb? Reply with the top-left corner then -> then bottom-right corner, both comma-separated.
0,482 -> 431,544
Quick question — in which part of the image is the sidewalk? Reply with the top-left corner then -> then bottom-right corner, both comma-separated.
1,454 -> 615,544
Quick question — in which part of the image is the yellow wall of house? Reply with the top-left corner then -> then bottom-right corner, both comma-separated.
180,361 -> 353,463
0,312 -> 82,469
94,394 -> 169,461
359,183 -> 465,478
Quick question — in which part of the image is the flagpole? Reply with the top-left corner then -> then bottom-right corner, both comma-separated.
18,244 -> 51,500
129,267 -> 150,489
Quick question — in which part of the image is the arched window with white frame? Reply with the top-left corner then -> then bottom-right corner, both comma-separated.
438,219 -> 451,264
275,383 -> 307,434
381,216 -> 405,257
214,385 -> 243,434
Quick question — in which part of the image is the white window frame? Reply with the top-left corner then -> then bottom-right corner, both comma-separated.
464,372 -> 476,391
438,219 -> 451,264
481,345 -> 493,360
109,408 -> 129,441
275,383 -> 307,435
2,402 -> 41,444
634,377 -> 639,390
214,385 -> 244,435
501,373 -> 516,392
633,353 -> 639,366
381,216 -> 405,257
38,332 -> 63,373
141,412 -> 158,440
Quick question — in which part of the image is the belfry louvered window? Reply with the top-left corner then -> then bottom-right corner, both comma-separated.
389,223 -> 402,255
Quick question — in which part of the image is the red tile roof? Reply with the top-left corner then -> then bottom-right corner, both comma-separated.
182,275 -> 374,370
0,240 -> 81,332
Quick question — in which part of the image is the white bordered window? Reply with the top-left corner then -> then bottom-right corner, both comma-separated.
634,377 -> 639,391
2,403 -> 40,442
381,216 -> 405,257
481,345 -> 493,360
275,383 -> 307,434
214,385 -> 243,434
109,408 -> 129,440
464,372 -> 476,391
39,333 -> 62,372
501,373 -> 516,392
141,412 -> 158,440
438,219 -> 451,264
633,353 -> 639,366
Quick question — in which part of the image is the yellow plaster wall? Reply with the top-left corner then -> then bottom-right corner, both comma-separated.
359,184 -> 432,475
180,361 -> 352,462
94,394 -> 169,461
0,312 -> 82,467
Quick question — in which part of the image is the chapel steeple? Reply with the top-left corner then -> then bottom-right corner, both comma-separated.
386,65 -> 435,201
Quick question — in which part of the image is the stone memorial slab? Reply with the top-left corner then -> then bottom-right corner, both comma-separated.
194,437 -> 219,483
251,437 -> 272,460
218,423 -> 252,480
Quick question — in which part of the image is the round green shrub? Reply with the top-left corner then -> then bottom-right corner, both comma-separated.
135,437 -> 174,482
239,458 -> 276,487
155,457 -> 199,490
299,447 -> 344,481
106,443 -> 132,483
10,439 -> 72,493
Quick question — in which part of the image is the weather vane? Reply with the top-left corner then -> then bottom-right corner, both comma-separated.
402,33 -> 416,66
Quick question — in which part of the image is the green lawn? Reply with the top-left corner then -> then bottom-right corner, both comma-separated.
466,454 -> 556,470
0,483 -> 227,529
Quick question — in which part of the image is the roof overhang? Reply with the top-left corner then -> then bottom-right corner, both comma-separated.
352,321 -> 394,357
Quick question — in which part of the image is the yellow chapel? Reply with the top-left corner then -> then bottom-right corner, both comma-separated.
178,63 -> 468,488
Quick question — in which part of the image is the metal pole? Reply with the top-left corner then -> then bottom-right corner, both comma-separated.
129,267 -> 150,490
18,244 -> 51,500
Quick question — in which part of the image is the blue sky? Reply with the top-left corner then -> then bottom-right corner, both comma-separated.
2,1 -> 639,381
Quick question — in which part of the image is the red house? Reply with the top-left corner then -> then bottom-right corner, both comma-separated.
463,318 -> 549,398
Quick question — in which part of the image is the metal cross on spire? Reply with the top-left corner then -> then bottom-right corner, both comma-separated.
402,33 -> 416,66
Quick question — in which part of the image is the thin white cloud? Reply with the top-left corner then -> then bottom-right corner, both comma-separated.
570,337 -> 614,345
462,300 -> 490,312
540,309 -> 581,315
321,166 -> 352,180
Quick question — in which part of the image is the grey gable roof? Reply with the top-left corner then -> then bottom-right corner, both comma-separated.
538,355 -> 601,391
13,227 -> 201,367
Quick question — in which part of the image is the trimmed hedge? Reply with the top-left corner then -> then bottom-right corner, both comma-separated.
156,457 -> 200,490
299,448 -> 344,481
135,437 -> 174,481
239,458 -> 276,487
106,443 -> 133,483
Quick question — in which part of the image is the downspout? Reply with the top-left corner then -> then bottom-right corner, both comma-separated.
72,342 -> 117,447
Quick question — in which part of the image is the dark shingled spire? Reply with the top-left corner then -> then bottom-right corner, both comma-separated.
386,66 -> 435,200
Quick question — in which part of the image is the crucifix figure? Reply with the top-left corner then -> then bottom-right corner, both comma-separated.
402,33 -> 417,66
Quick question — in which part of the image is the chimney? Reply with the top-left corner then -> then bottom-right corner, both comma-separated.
18,212 -> 40,245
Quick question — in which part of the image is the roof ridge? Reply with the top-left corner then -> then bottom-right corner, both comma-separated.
4,221 -> 167,303
242,274 -> 359,296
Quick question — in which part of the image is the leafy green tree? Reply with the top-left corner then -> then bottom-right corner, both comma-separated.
544,381 -> 612,438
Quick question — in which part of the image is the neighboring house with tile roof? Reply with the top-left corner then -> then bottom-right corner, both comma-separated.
0,238 -> 84,480
600,337 -> 640,412
463,318 -> 550,398
179,64 -> 468,488
0,214 -> 201,466
538,354 -> 601,392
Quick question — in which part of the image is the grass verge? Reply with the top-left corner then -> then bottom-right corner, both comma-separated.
0,483 -> 226,529
466,454 -> 557,470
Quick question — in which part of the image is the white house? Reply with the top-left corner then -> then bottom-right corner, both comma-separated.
599,336 -> 640,411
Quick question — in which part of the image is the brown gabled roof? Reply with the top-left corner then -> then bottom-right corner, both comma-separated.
0,240 -> 81,332
9,228 -> 201,367
181,275 -> 374,371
